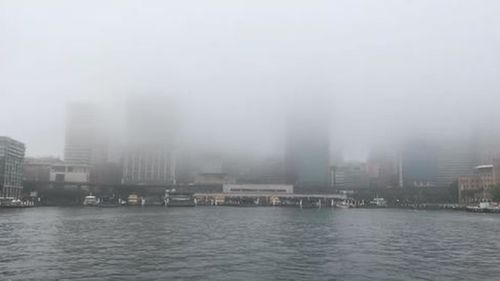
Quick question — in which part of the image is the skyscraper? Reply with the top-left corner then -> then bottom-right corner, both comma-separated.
436,141 -> 477,187
285,99 -> 330,189
0,136 -> 25,198
64,103 -> 107,165
400,140 -> 439,187
122,96 -> 177,185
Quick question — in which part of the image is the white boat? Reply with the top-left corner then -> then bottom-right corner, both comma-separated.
83,195 -> 98,206
369,197 -> 387,207
127,194 -> 140,206
335,201 -> 350,209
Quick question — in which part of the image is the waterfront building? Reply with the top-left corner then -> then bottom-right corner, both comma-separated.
223,184 -> 294,194
122,95 -> 177,185
64,103 -> 107,166
458,165 -> 496,204
0,136 -> 26,198
49,163 -> 90,184
24,157 -> 64,182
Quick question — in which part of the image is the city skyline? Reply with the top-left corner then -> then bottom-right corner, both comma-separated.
2,1 -> 500,158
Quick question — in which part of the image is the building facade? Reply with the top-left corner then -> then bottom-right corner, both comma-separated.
331,163 -> 370,190
400,140 -> 439,187
122,96 -> 177,185
49,163 -> 90,184
223,184 -> 294,194
458,165 -> 496,204
0,137 -> 26,198
24,157 -> 64,182
436,142 -> 477,187
64,103 -> 107,166
285,102 -> 330,189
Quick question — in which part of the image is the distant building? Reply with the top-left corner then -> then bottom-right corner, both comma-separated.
122,96 -> 176,185
195,173 -> 228,185
49,163 -> 90,184
0,137 -> 26,198
436,142 -> 477,187
458,165 -> 496,204
285,102 -> 330,189
64,103 -> 107,166
331,163 -> 369,189
89,162 -> 123,185
223,184 -> 294,194
24,157 -> 64,182
367,147 -> 399,188
400,140 -> 439,187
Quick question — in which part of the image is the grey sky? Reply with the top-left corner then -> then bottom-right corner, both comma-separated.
1,0 -> 500,158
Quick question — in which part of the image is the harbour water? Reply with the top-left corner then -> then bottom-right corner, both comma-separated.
2,207 -> 500,281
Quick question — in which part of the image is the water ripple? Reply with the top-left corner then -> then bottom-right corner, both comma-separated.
1,207 -> 500,280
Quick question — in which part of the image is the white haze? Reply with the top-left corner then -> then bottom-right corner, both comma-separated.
1,0 -> 500,160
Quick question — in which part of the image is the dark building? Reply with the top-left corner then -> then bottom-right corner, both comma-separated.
285,101 -> 330,189
0,136 -> 26,198
331,163 -> 369,190
436,141 -> 478,187
400,140 -> 439,187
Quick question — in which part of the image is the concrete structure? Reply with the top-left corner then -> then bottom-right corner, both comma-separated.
223,184 -> 294,194
0,137 -> 26,198
458,165 -> 496,203
122,96 -> 177,185
24,157 -> 64,182
64,103 -> 107,166
50,163 -> 90,183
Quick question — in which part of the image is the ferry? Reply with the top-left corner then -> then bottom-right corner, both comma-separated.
83,195 -> 99,207
369,197 -> 388,208
300,198 -> 322,208
165,192 -> 196,207
335,201 -> 350,209
98,196 -> 120,208
466,201 -> 500,213
127,194 -> 141,206
0,197 -> 34,208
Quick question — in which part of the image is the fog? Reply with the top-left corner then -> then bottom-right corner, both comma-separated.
1,0 -> 500,161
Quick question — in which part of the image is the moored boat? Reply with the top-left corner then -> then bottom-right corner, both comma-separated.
83,195 -> 99,207
165,192 -> 196,207
127,194 -> 141,206
369,197 -> 387,208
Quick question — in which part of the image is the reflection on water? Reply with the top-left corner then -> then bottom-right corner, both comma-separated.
1,207 -> 500,281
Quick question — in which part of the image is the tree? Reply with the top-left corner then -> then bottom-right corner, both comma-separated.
490,184 -> 500,202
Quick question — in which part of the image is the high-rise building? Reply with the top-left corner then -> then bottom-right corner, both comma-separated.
0,136 -> 26,198
285,100 -> 330,189
64,103 -> 107,165
367,146 -> 399,188
122,96 -> 176,185
331,163 -> 369,190
436,141 -> 478,187
400,140 -> 439,187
